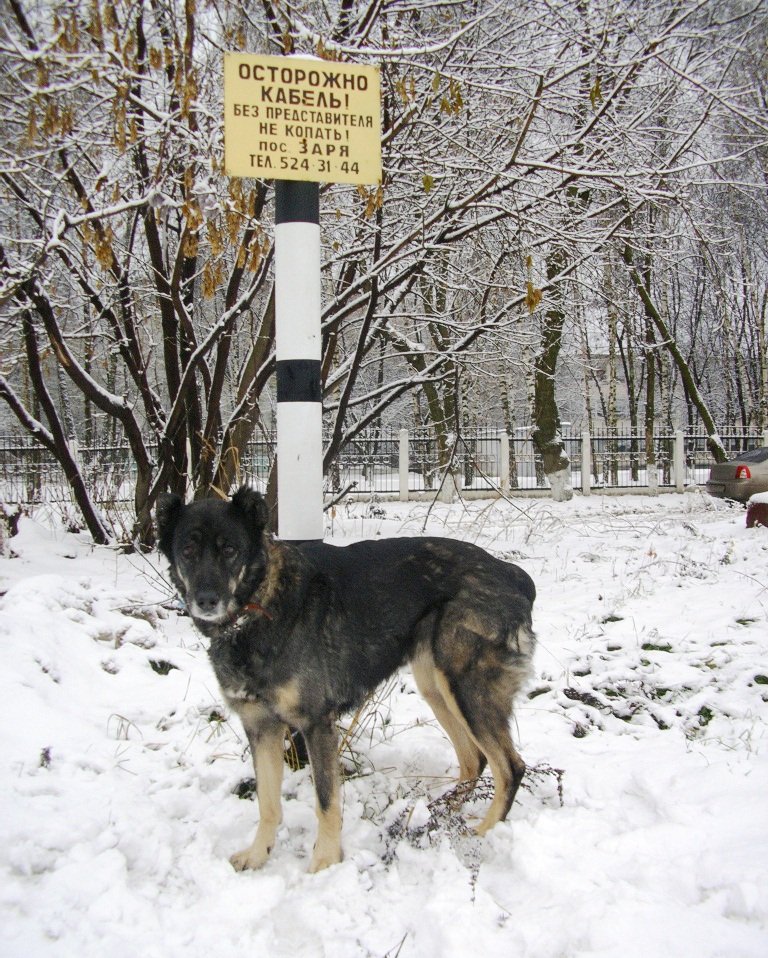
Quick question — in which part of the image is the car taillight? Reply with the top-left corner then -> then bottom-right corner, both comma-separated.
735,465 -> 751,480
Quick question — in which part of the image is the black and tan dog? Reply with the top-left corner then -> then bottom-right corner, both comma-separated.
157,486 -> 535,872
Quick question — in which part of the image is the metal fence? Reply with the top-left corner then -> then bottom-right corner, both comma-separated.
1,427 -> 765,508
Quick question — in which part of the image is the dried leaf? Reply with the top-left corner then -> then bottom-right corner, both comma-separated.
202,260 -> 216,299
247,242 -> 262,273
182,231 -> 198,258
226,211 -> 241,245
95,228 -> 115,270
363,186 -> 383,219
525,281 -> 543,314
88,1 -> 104,44
208,222 -> 224,257
103,1 -> 118,31
449,78 -> 463,113
25,106 -> 38,146
589,76 -> 603,110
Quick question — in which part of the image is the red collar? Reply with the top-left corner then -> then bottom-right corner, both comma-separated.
242,600 -> 273,620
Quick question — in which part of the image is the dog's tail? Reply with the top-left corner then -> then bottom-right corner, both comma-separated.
508,612 -> 536,662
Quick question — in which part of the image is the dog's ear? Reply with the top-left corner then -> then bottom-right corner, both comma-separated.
231,485 -> 269,533
156,493 -> 183,558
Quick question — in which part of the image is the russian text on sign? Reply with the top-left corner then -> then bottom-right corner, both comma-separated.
224,53 -> 381,185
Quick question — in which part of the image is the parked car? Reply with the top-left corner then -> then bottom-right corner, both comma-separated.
705,448 -> 768,504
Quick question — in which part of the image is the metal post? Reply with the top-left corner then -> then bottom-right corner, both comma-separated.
274,180 -> 324,541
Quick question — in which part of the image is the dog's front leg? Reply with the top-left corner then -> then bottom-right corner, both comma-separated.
304,717 -> 342,873
230,720 -> 285,871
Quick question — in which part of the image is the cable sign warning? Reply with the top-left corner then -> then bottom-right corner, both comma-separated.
224,54 -> 381,185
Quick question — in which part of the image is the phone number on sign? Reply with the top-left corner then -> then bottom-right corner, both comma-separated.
249,153 -> 361,177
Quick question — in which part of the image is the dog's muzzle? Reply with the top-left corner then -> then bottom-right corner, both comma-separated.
188,589 -> 231,624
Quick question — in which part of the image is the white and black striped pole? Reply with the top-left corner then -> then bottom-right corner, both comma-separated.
274,180 -> 324,542
224,53 -> 380,540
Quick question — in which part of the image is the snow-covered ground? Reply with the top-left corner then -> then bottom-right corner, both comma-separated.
1,492 -> 766,958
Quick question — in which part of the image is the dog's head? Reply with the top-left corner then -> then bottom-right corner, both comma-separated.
156,486 -> 270,630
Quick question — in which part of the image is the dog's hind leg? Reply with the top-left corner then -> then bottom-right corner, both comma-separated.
230,717 -> 285,871
433,668 -> 526,835
303,716 -> 343,873
411,647 -> 486,781
468,716 -> 526,836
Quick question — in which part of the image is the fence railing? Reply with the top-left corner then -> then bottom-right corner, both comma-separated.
325,428 -> 767,500
1,428 -> 766,508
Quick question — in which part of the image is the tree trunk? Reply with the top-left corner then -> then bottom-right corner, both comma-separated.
644,313 -> 658,494
621,241 -> 727,464
19,314 -> 110,544
531,248 -> 572,501
759,287 -> 768,433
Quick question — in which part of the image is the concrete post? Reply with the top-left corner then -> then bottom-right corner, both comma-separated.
674,430 -> 685,493
499,431 -> 510,494
399,428 -> 409,502
274,181 -> 323,541
581,431 -> 591,496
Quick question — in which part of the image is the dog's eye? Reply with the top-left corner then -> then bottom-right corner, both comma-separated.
181,543 -> 197,560
222,544 -> 237,560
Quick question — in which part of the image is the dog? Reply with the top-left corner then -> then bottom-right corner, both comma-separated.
157,486 -> 536,872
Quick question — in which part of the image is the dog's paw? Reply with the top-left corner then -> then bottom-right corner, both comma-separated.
308,845 -> 342,873
230,843 -> 272,872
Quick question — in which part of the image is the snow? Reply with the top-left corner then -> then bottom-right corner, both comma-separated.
1,492 -> 767,958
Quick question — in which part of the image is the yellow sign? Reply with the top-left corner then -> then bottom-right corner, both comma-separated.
224,54 -> 381,186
